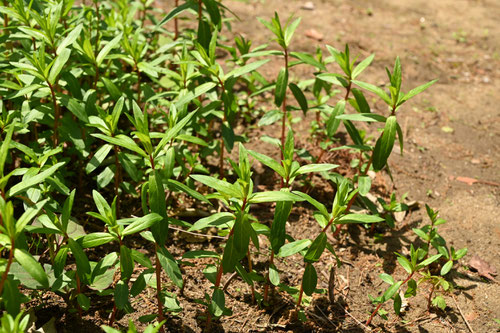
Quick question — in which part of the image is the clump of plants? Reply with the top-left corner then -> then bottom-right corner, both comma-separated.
0,0 -> 467,331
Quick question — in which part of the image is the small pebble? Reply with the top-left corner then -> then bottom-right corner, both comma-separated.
301,1 -> 315,10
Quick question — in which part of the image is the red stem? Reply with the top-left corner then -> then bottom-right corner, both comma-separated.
0,237 -> 14,296
155,246 -> 166,332
174,0 -> 179,40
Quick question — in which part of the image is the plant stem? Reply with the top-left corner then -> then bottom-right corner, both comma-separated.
47,82 -> 59,147
280,48 -> 289,164
174,0 -> 179,40
426,284 -> 435,311
76,274 -> 83,318
0,237 -> 14,296
198,0 -> 202,22
113,145 -> 121,219
206,198 -> 247,328
135,66 -> 142,105
263,251 -> 274,303
155,245 -> 166,332
247,249 -> 255,303
366,271 -> 414,326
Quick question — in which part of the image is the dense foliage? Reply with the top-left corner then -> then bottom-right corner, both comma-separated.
0,0 -> 466,331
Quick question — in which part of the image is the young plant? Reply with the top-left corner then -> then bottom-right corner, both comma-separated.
366,205 -> 467,325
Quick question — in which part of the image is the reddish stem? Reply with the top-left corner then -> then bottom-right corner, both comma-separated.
174,0 -> 179,40
155,246 -> 166,333
0,237 -> 14,296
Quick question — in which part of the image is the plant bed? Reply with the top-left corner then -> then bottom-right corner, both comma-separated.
1,0 -> 499,332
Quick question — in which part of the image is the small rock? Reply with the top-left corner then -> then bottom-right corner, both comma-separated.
471,158 -> 480,164
301,1 -> 315,10
367,170 -> 377,179
482,76 -> 490,83
305,29 -> 324,41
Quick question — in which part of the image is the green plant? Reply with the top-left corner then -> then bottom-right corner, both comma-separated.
0,0 -> 457,331
366,205 -> 467,325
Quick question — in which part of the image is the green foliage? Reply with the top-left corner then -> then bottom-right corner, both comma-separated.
0,0 -> 452,330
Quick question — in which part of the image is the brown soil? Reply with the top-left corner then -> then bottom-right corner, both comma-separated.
30,0 -> 500,332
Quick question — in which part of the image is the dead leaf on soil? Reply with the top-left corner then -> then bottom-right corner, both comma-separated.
305,29 -> 324,41
455,176 -> 478,185
464,311 -> 479,322
468,255 -> 497,280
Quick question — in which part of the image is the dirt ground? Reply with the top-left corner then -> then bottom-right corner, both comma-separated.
32,0 -> 500,332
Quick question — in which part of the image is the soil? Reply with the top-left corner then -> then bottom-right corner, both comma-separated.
29,0 -> 500,332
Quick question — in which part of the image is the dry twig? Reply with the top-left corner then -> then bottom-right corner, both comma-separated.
452,295 -> 475,333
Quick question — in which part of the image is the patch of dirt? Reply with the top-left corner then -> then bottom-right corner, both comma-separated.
29,0 -> 500,332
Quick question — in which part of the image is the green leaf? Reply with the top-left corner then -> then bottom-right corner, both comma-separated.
278,239 -> 312,257
183,250 -> 220,259
157,247 -> 183,288
190,175 -> 242,199
269,263 -> 280,286
0,120 -> 15,177
394,293 -> 402,315
209,288 -> 226,317
358,176 -> 371,196
399,79 -> 437,106
412,228 -> 430,241
123,213 -> 162,236
302,263 -> 317,296
232,213 -> 250,254
284,17 -> 301,46
372,116 -> 397,171
48,48 -> 71,84
417,254 -> 442,269
379,273 -> 395,285
405,279 -> 417,297
91,134 -> 147,158
15,199 -> 47,237
225,59 -> 269,79
294,192 -> 329,218
7,162 -> 65,197
440,260 -> 453,276
68,238 -> 91,278
149,171 -> 168,246
166,179 -> 211,205
57,24 -> 83,54
96,33 -> 123,66
80,232 -> 117,248
14,249 -> 49,289
248,150 -> 285,178
304,233 -> 326,263
352,80 -> 392,105
295,163 -> 338,175
432,296 -> 446,310
337,214 -> 384,224
249,191 -> 304,204
352,54 -> 375,79
222,236 -> 244,274
336,113 -> 386,122
86,144 -> 113,174
61,189 -> 76,233
77,293 -> 90,311
189,212 -> 234,232
326,100 -> 345,137
114,280 -> 129,310
288,83 -> 308,114
382,281 -> 403,302
275,68 -> 288,107
119,245 -> 134,281
397,255 -> 413,274
270,199 -> 293,253
290,51 -> 326,71
156,1 -> 194,27
351,88 -> 370,113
